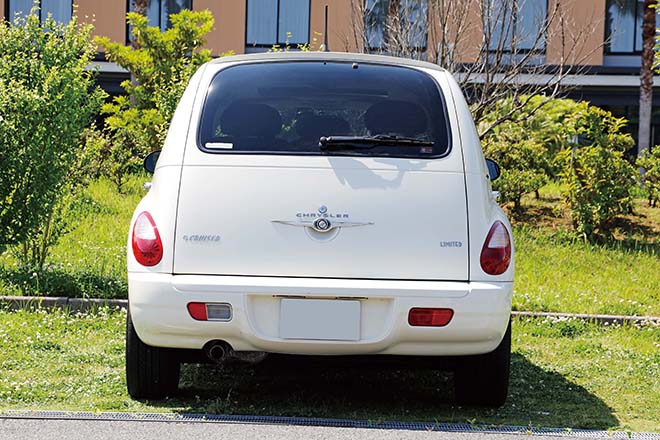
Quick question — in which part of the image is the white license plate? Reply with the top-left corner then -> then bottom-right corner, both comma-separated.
279,299 -> 361,341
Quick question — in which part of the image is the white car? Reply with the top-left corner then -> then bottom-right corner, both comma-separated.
127,52 -> 514,406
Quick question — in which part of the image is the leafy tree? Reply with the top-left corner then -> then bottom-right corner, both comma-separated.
95,10 -> 217,191
482,126 -> 548,212
481,96 -> 579,210
516,96 -> 582,177
481,96 -> 636,236
558,104 -> 636,239
0,11 -> 105,256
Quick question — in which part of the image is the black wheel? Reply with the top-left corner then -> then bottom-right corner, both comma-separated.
126,311 -> 180,399
454,319 -> 511,407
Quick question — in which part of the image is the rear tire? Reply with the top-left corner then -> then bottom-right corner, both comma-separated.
126,311 -> 180,399
454,319 -> 511,407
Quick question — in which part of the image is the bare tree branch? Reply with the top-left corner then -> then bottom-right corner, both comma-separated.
351,0 -> 606,139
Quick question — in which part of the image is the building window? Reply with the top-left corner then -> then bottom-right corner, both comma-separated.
364,0 -> 428,51
246,0 -> 310,47
486,0 -> 547,52
8,0 -> 72,23
606,0 -> 658,53
129,0 -> 192,32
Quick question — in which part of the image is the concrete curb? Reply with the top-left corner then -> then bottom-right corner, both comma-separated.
1,295 -> 659,325
0,296 -> 127,312
513,311 -> 660,325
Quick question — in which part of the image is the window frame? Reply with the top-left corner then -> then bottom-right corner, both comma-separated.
604,0 -> 654,55
484,0 -> 550,55
4,0 -> 74,23
244,0 -> 312,49
195,61 -> 454,160
363,0 -> 429,53
125,0 -> 194,44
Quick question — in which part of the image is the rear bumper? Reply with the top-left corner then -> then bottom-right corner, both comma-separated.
128,273 -> 512,356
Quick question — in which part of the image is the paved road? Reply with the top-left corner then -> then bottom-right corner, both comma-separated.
0,418 -> 614,440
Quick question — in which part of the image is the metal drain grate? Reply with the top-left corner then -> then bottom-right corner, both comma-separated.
1,410 -> 658,439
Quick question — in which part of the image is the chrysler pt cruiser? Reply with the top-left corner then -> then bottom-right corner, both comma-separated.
127,52 -> 514,406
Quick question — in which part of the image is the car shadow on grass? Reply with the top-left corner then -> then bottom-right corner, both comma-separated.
145,353 -> 618,430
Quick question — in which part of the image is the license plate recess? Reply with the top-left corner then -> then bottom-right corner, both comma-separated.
279,299 -> 361,341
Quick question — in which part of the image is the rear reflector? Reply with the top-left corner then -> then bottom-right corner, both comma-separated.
187,303 -> 208,321
187,303 -> 232,321
408,308 -> 454,327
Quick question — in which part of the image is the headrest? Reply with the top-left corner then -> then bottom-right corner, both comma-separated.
364,101 -> 427,137
220,102 -> 282,138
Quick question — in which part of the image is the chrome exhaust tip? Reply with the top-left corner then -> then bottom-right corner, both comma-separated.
204,341 -> 230,363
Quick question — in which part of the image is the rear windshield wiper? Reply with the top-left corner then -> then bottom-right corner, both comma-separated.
319,135 -> 434,151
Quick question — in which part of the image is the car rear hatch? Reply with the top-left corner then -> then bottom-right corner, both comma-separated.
173,60 -> 468,281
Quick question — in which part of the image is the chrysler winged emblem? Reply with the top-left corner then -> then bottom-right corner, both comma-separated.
272,205 -> 373,233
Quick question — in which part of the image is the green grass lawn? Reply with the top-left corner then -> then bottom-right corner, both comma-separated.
0,177 -> 143,299
514,226 -> 660,315
0,308 -> 658,432
512,185 -> 660,316
0,178 -> 659,316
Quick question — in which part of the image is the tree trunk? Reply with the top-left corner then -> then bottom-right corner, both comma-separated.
638,0 -> 656,158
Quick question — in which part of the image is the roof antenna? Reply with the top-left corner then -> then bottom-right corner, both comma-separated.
322,5 -> 330,52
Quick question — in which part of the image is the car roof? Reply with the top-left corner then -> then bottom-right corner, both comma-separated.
209,51 -> 447,73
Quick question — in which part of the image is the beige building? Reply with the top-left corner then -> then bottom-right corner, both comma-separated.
2,0 -> 658,142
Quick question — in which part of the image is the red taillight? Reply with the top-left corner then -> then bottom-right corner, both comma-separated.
131,211 -> 163,266
408,308 -> 454,327
187,302 -> 208,321
480,221 -> 511,275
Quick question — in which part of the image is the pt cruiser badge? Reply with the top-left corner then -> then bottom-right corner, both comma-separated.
272,206 -> 374,233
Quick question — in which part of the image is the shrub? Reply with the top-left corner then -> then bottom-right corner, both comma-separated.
0,12 -> 105,254
558,104 -> 636,239
481,96 -> 637,236
96,10 -> 218,191
15,129 -> 111,272
78,126 -> 112,181
517,96 -> 581,177
637,148 -> 660,207
482,130 -> 548,211
480,96 -> 569,210
101,106 -> 163,191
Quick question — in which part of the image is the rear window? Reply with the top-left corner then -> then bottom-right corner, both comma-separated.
198,61 -> 451,158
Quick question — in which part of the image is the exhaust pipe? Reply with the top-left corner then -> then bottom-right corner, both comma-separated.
204,341 -> 231,363
203,340 -> 267,364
